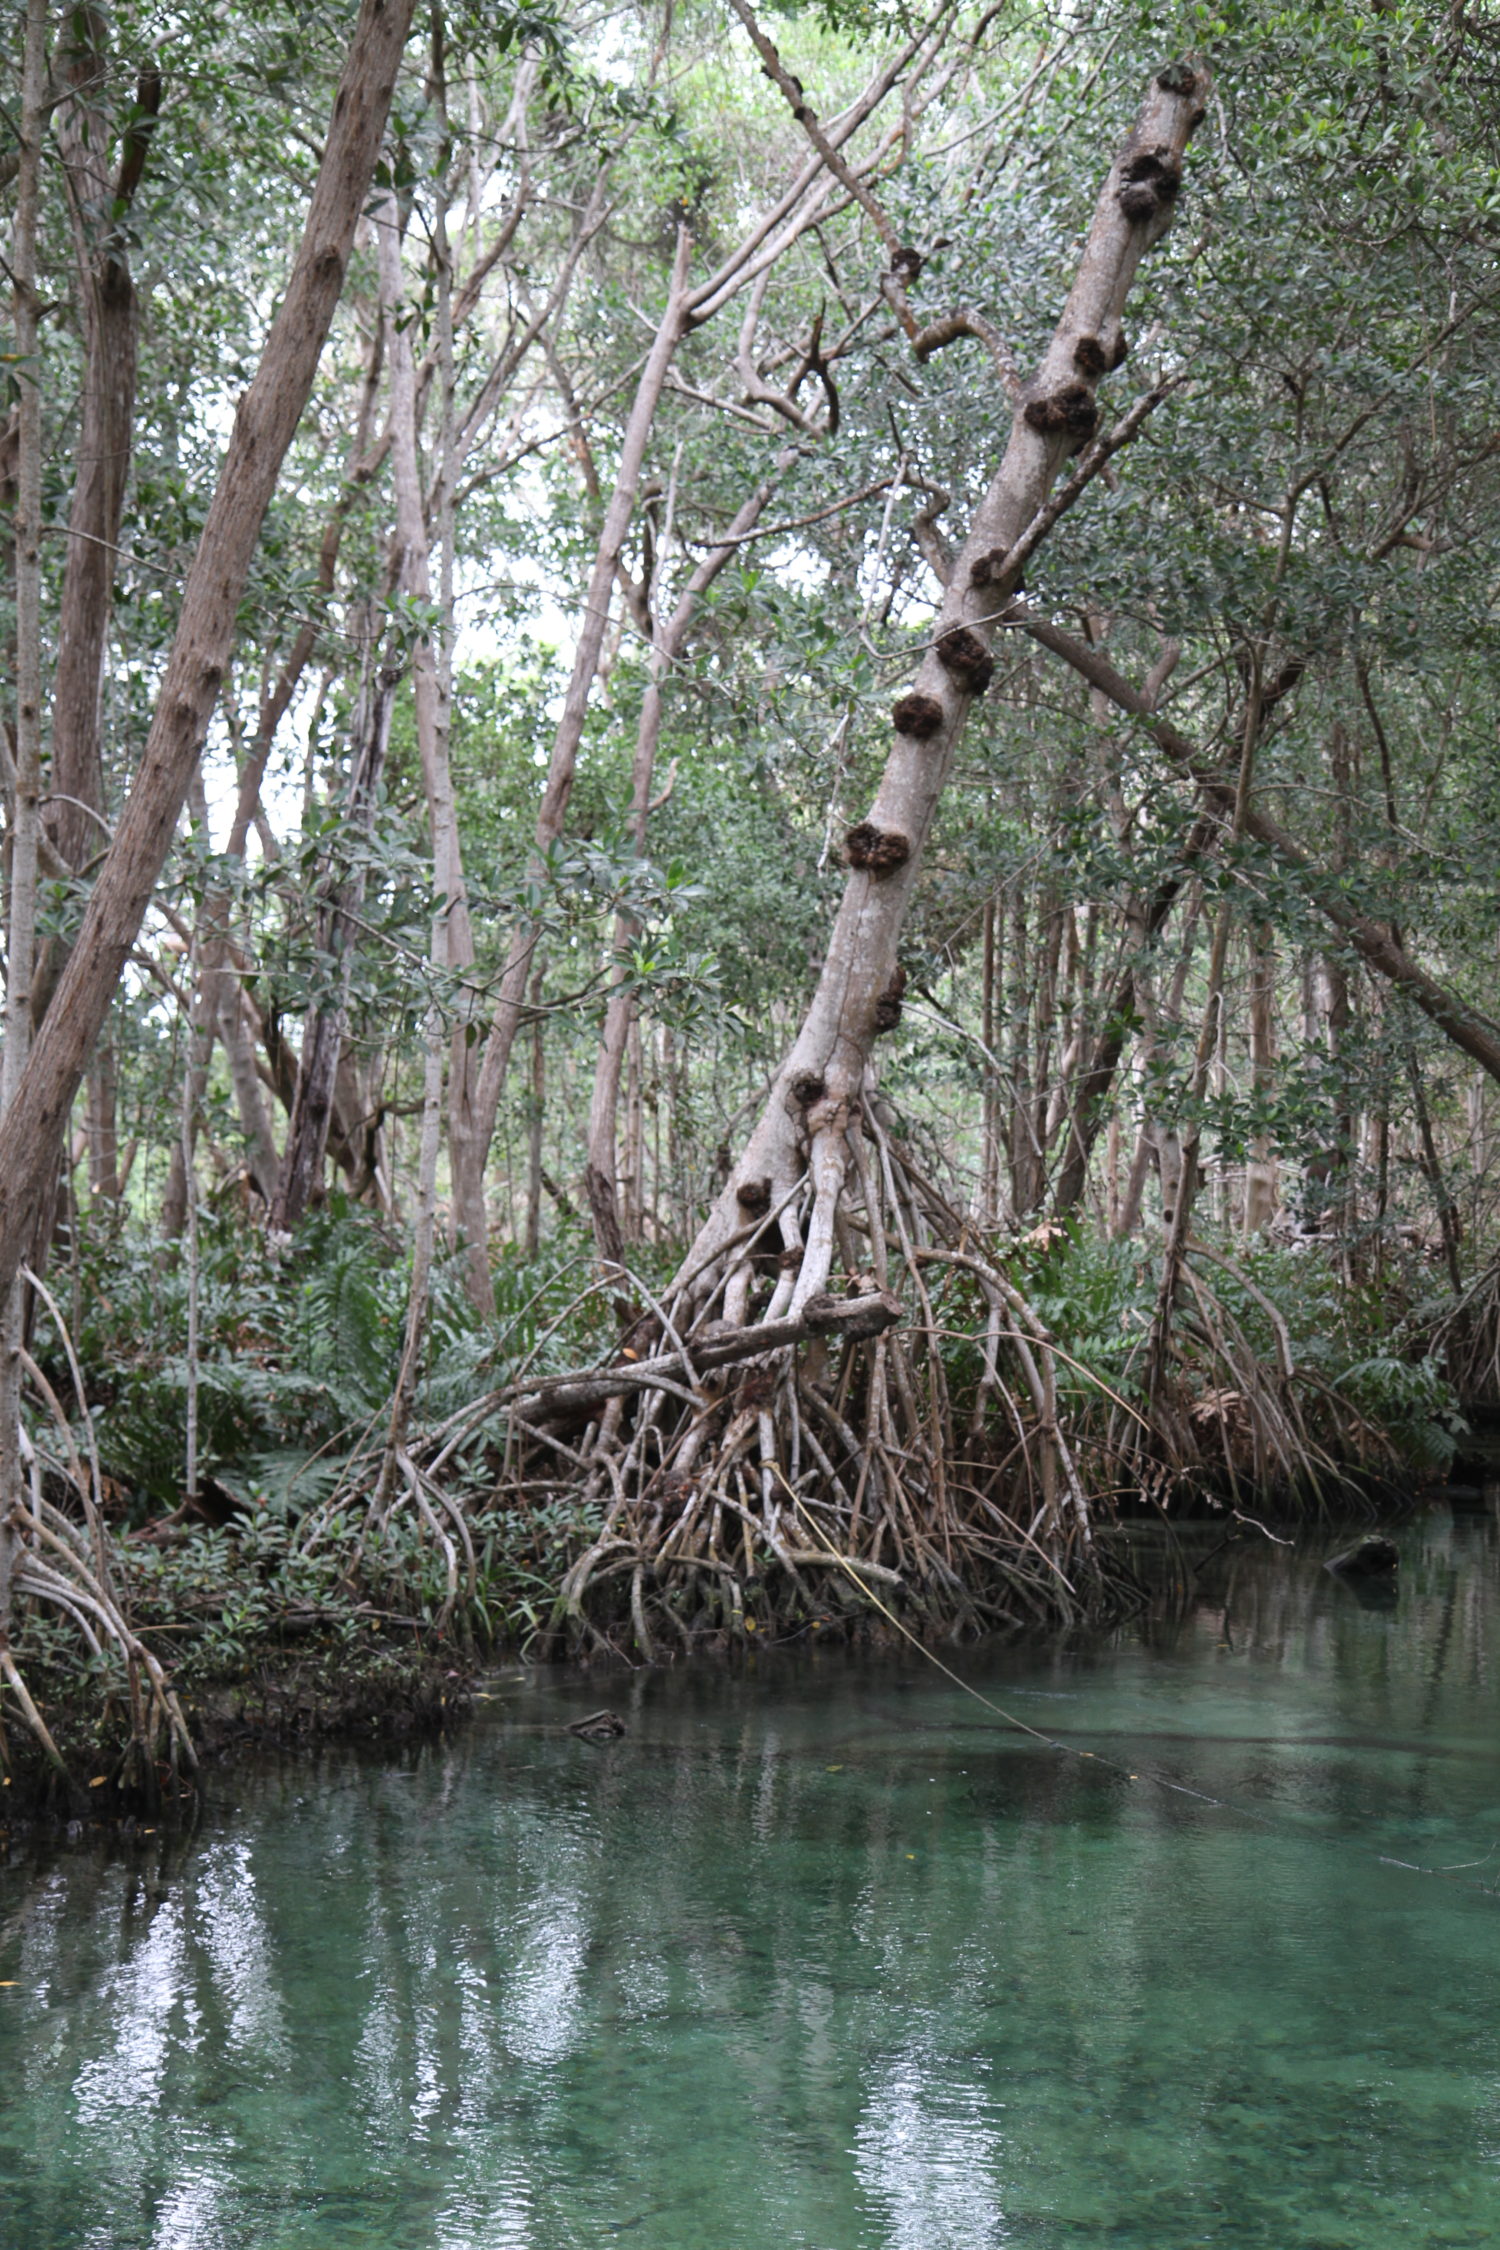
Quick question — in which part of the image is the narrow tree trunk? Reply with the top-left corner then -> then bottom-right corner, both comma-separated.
1143,640 -> 1272,1401
525,970 -> 544,1260
37,25 -> 161,1202
179,937 -> 201,1504
217,977 -> 281,1205
1031,893 -> 1063,1195
1007,892 -> 1038,1218
1406,1044 -> 1463,1296
1116,884 -> 1203,1240
584,476 -> 776,1267
271,648 -> 397,1232
980,896 -> 1001,1225
1050,810 -> 1215,1219
0,0 -> 418,1304
1244,920 -> 1278,1232
378,192 -> 481,1295
46,22 -> 158,880
158,770 -> 216,1236
0,0 -> 50,1636
378,964 -> 445,1491
86,1044 -> 121,1202
462,229 -> 697,1295
1144,898 -> 1234,1405
617,1020 -> 639,1241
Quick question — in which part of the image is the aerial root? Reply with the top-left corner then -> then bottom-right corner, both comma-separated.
2,1270 -> 198,1798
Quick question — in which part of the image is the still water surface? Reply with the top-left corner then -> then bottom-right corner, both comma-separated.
3,1509 -> 1500,2248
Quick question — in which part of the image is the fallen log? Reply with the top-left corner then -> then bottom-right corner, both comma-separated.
520,1287 -> 904,1424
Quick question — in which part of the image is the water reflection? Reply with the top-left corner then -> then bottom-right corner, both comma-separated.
2,1505 -> 1500,2248
854,2036 -> 1012,2247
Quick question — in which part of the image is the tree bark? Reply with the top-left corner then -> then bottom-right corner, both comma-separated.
271,645 -> 398,1232
521,1288 -> 902,1423
1244,919 -> 1278,1232
159,300 -> 390,1235
673,65 -> 1208,1310
38,23 -> 162,1190
377,187 -> 482,1288
1050,811 -> 1215,1219
1,0 -> 50,1631
47,19 -> 158,880
0,0 -> 417,1304
979,896 -> 1002,1224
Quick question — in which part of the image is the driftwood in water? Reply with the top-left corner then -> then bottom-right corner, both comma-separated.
568,1709 -> 627,1741
521,1288 -> 903,1424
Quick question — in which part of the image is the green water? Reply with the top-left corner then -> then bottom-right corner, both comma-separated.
4,1511 -> 1500,2248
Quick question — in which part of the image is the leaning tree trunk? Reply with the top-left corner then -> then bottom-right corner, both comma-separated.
0,0 -> 417,1304
678,66 -> 1207,1313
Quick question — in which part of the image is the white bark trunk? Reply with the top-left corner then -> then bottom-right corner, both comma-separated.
675,66 -> 1209,1309
584,476 -> 780,1267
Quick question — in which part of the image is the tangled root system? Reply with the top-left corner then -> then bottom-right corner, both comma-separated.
846,821 -> 912,874
892,691 -> 945,738
936,626 -> 995,695
873,962 -> 907,1034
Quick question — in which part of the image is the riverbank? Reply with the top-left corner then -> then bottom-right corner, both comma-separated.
6,1211 -> 1482,1827
1,1636 -> 475,1829
6,1460 -> 1490,1830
